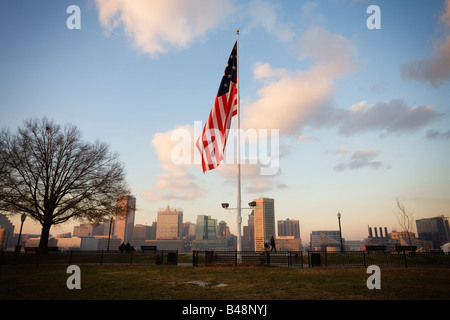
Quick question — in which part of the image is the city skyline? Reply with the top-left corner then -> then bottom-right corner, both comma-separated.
1,1 -> 449,242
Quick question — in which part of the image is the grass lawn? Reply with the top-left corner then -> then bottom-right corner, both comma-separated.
1,264 -> 449,300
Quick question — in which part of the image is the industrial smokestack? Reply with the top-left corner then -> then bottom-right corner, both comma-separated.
379,227 -> 383,238
385,227 -> 388,238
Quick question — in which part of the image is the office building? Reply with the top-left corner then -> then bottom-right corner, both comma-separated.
278,218 -> 300,238
192,215 -> 232,250
114,195 -> 136,244
253,197 -> 275,251
0,214 -> 14,250
183,222 -> 196,239
156,205 -> 183,240
416,215 -> 450,249
133,224 -> 153,241
310,231 -> 343,251
243,210 -> 254,250
276,236 -> 302,251
218,221 -> 230,239
196,215 -> 218,240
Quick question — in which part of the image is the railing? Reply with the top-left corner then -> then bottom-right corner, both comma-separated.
0,249 -> 178,266
3,249 -> 448,269
192,250 -> 450,269
193,250 -> 304,267
308,250 -> 450,269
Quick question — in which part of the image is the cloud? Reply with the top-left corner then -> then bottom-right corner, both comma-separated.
94,0 -> 295,57
300,1 -> 326,26
245,0 -> 295,42
243,26 -> 360,136
216,162 -> 286,194
334,149 -> 390,172
142,125 -> 206,202
328,100 -> 443,137
401,0 -> 450,87
95,0 -> 236,57
425,129 -> 450,140
297,134 -> 319,142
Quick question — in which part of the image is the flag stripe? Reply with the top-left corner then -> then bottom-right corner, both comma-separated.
196,42 -> 238,172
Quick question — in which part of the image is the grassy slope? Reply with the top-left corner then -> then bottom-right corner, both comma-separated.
1,265 -> 449,300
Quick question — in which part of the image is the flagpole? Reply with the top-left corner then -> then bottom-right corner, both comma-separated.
236,29 -> 242,262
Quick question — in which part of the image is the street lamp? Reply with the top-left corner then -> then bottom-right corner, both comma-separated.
107,217 -> 113,253
221,201 -> 257,257
337,212 -> 343,252
15,213 -> 26,254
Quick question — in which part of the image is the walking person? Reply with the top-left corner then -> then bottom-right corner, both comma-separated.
270,236 -> 276,252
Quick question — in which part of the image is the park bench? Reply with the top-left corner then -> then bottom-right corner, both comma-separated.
119,245 -> 135,253
141,245 -> 158,252
24,246 -> 59,253
24,247 -> 38,254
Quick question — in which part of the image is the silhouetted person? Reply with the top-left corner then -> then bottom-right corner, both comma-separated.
119,242 -> 125,253
125,242 -> 131,253
270,236 -> 276,252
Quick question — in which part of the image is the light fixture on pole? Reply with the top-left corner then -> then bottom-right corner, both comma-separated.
107,217 -> 113,253
221,201 -> 256,212
337,212 -> 343,252
221,200 -> 256,260
15,213 -> 27,254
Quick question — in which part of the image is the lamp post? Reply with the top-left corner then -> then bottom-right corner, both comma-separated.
107,217 -> 113,253
15,213 -> 26,254
337,212 -> 343,252
221,201 -> 256,260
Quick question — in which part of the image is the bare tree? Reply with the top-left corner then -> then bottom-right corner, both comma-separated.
395,197 -> 414,242
0,118 -> 129,253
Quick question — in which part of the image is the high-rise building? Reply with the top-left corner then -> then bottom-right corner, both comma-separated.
114,195 -> 136,244
183,222 -> 196,238
218,221 -> 230,239
0,214 -> 14,250
196,215 -> 217,240
416,215 -> 450,249
278,219 -> 300,238
253,197 -> 275,251
133,224 -> 153,241
310,231 -> 342,251
156,205 -> 183,240
243,210 -> 255,251
73,223 -> 108,237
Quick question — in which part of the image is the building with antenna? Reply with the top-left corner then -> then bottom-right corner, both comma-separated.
253,197 -> 275,251
114,195 -> 136,245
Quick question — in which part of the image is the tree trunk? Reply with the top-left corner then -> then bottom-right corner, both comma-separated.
38,221 -> 52,254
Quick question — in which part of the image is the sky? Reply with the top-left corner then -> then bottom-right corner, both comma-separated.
1,0 -> 449,243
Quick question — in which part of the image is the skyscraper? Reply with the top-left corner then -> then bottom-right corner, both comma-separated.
278,219 -> 300,238
156,205 -> 183,240
218,220 -> 230,239
253,198 -> 275,251
416,215 -> 450,249
196,215 -> 218,240
114,195 -> 136,244
0,214 -> 14,250
243,210 -> 254,250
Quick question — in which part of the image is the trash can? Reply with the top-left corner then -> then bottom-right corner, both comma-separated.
167,251 -> 178,265
311,253 -> 321,267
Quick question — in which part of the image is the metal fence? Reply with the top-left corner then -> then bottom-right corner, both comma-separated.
193,250 -> 304,267
193,250 -> 450,269
0,249 -> 179,266
307,250 -> 450,269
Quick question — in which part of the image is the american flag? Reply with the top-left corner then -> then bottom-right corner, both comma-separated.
196,42 -> 238,172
